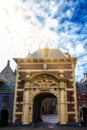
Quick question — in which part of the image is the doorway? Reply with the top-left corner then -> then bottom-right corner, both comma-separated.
33,93 -> 58,124
1,109 -> 9,126
80,107 -> 87,125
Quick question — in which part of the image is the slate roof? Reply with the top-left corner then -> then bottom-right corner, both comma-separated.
0,85 -> 14,92
76,82 -> 87,92
0,74 -> 7,82
81,78 -> 87,83
0,60 -> 15,92
27,48 -> 69,58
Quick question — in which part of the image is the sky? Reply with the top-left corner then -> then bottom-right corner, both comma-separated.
0,0 -> 87,81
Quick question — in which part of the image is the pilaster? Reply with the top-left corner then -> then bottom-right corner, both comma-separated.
23,88 -> 30,124
59,82 -> 66,124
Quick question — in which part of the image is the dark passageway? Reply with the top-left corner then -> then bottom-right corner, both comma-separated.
0,109 -> 9,126
33,93 -> 57,124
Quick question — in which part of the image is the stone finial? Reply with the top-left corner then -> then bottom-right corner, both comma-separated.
7,60 -> 10,66
28,50 -> 31,55
44,42 -> 49,49
44,42 -> 49,57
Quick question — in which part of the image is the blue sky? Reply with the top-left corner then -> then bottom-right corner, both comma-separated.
0,0 -> 87,81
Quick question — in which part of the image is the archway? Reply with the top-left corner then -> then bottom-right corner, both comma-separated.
80,107 -> 87,125
33,92 -> 58,124
1,109 -> 9,126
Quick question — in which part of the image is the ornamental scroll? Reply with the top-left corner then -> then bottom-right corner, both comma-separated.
33,74 -> 58,91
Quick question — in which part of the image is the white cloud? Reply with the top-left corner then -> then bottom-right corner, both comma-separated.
75,44 -> 85,54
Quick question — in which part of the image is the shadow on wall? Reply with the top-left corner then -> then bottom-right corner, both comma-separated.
0,109 -> 9,126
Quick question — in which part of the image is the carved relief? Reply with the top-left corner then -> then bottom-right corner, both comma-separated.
43,64 -> 47,70
32,74 -> 58,91
59,71 -> 64,78
26,73 -> 31,78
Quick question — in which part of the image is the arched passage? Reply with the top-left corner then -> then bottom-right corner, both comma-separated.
1,109 -> 9,126
80,107 -> 87,125
33,92 -> 58,124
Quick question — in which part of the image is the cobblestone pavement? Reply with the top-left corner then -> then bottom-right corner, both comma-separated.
42,114 -> 58,123
0,115 -> 87,130
0,125 -> 87,130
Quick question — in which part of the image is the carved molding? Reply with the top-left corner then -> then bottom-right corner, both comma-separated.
59,70 -> 64,78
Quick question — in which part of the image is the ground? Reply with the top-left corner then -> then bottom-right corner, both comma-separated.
0,114 -> 87,129
0,125 -> 87,130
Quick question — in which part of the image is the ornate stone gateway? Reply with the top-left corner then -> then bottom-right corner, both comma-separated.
13,46 -> 78,125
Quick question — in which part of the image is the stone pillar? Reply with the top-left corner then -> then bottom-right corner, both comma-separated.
60,82 -> 66,124
28,92 -> 33,123
23,84 -> 30,124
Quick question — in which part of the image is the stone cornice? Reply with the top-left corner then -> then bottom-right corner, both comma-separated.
14,57 -> 77,64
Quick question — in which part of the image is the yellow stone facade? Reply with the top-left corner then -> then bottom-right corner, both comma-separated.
13,47 -> 78,125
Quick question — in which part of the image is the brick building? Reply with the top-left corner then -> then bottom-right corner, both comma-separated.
77,73 -> 87,125
0,60 -> 15,126
0,47 -> 87,126
13,45 -> 78,125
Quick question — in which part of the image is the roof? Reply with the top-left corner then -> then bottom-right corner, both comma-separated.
76,82 -> 87,92
1,60 -> 15,80
82,78 -> 87,83
0,74 -> 7,82
27,48 -> 70,58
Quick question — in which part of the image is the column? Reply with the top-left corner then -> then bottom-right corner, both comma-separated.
23,89 -> 29,124
60,82 -> 66,124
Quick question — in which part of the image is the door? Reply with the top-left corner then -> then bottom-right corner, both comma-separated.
1,109 -> 9,126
